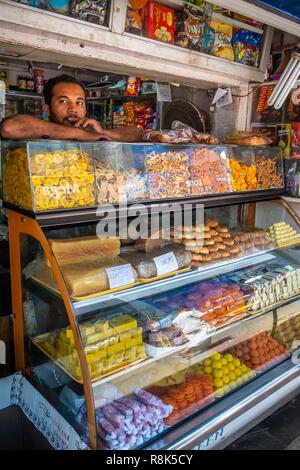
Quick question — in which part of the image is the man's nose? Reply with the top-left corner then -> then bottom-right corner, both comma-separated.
68,103 -> 77,113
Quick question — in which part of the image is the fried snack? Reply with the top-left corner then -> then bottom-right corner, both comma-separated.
230,160 -> 257,191
146,150 -> 190,199
3,147 -> 95,211
95,160 -> 147,204
190,148 -> 231,195
254,156 -> 283,189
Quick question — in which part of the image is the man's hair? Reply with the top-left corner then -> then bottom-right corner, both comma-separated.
43,74 -> 86,106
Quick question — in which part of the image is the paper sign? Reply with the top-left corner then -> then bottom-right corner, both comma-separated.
153,251 -> 179,276
106,264 -> 135,289
156,82 -> 172,102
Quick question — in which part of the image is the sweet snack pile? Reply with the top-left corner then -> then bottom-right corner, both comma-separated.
172,220 -> 241,267
230,226 -> 275,253
95,159 -> 147,204
196,352 -> 255,396
273,314 -> 300,349
38,315 -> 146,382
229,160 -> 257,191
146,150 -> 190,199
267,222 -> 300,247
79,388 -> 172,450
190,148 -> 231,195
148,371 -> 214,425
226,332 -> 288,371
254,156 -> 283,189
3,147 -> 95,211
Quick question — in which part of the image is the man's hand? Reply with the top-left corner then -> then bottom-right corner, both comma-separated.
74,118 -> 105,134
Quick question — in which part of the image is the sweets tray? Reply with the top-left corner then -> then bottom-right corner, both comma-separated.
32,334 -> 147,384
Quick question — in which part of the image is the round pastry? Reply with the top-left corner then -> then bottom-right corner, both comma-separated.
206,220 -> 219,228
204,239 -> 215,246
216,226 -> 229,233
213,236 -> 223,243
223,239 -> 235,246
192,254 -> 203,261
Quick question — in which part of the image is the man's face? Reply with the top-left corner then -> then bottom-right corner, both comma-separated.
45,82 -> 86,126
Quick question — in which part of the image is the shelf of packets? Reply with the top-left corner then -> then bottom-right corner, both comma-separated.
1,141 -> 284,212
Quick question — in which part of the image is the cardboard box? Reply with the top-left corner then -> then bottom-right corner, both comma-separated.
145,1 -> 175,44
251,84 -> 285,123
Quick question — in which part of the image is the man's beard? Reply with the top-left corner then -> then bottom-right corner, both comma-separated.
50,111 -> 80,127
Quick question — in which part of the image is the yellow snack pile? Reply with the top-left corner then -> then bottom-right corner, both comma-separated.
4,147 -> 96,211
40,315 -> 146,382
230,160 -> 257,191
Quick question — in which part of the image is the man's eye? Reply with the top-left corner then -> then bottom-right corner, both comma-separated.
59,99 -> 68,104
77,101 -> 84,106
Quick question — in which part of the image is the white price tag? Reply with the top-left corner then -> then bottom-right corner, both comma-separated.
153,251 -> 179,276
156,82 -> 172,102
106,264 -> 135,289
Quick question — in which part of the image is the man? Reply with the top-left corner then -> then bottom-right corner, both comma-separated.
0,74 -> 144,142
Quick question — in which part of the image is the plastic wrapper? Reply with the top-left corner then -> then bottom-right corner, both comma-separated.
200,21 -> 215,54
181,281 -> 253,327
29,254 -> 138,297
148,370 -> 214,425
175,5 -> 205,50
144,122 -> 219,144
219,263 -> 300,312
69,0 -> 109,25
147,278 -> 252,328
146,148 -> 191,199
272,312 -> 300,350
284,160 -> 299,196
232,30 -> 262,67
230,226 -> 275,255
197,351 -> 255,397
120,244 -> 191,279
48,236 -> 120,267
189,147 -> 232,195
147,326 -> 187,348
226,332 -> 289,372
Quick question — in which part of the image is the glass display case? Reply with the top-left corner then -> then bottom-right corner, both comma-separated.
7,190 -> 300,450
1,140 -> 284,212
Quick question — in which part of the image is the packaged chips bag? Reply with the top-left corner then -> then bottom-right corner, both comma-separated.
175,5 -> 205,50
232,30 -> 262,67
69,0 -> 109,25
210,20 -> 234,61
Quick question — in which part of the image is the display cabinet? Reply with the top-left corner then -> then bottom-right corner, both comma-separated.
3,140 -> 300,450
1,140 -> 284,211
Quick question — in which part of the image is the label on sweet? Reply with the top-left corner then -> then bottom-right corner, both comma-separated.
153,251 -> 179,276
106,264 -> 135,289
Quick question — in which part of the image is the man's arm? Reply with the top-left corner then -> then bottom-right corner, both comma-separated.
103,126 -> 145,142
74,118 -> 145,142
0,115 -> 101,141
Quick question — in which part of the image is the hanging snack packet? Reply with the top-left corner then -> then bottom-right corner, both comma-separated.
69,0 -> 108,25
210,20 -> 234,61
175,5 -> 205,50
232,30 -> 262,67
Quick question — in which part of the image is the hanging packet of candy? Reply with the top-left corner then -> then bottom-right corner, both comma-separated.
126,77 -> 141,96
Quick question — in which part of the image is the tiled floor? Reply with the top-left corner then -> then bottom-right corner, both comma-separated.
227,394 -> 300,450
